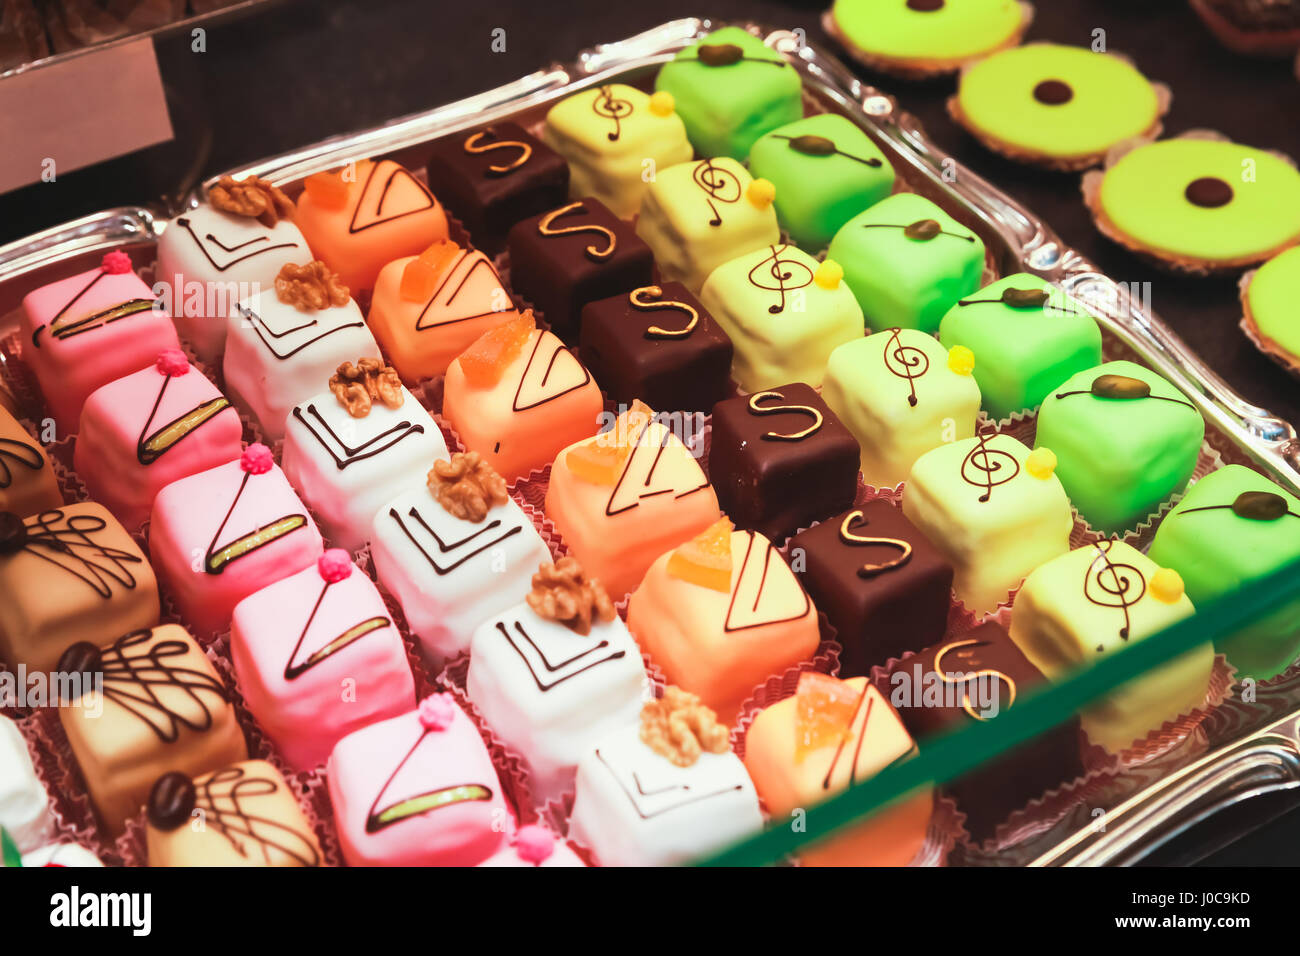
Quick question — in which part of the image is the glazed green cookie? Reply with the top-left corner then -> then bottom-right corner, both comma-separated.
1035,361 -> 1204,534
827,192 -> 985,333
747,114 -> 895,251
1092,137 -> 1300,269
938,273 -> 1103,422
654,27 -> 803,161
952,44 -> 1163,169
1148,464 -> 1300,680
830,0 -> 1027,76
1243,245 -> 1300,373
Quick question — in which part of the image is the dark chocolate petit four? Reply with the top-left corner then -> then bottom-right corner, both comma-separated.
425,121 -> 570,256
708,383 -> 859,543
878,622 -> 1083,841
578,283 -> 733,413
505,198 -> 654,341
787,502 -> 953,677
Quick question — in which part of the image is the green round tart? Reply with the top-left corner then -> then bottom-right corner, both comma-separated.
1242,245 -> 1300,376
950,44 -> 1164,170
827,0 -> 1030,78
1088,136 -> 1300,272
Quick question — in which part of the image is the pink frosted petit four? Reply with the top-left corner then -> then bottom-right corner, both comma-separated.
74,350 -> 244,529
327,694 -> 512,867
156,176 -> 313,363
20,251 -> 181,433
223,261 -> 381,441
281,359 -> 448,552
466,557 -> 647,802
478,824 -> 586,867
370,451 -> 552,666
231,550 -> 415,771
149,444 -> 324,634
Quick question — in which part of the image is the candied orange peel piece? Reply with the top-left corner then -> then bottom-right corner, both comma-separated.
565,400 -> 656,485
666,516 -> 734,592
302,165 -> 358,210
400,239 -> 461,302
458,310 -> 535,387
795,672 -> 860,763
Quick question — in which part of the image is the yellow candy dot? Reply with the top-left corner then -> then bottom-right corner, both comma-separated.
747,178 -> 776,209
814,259 -> 843,290
1150,568 -> 1185,604
947,345 -> 975,376
649,91 -> 676,117
1026,447 -> 1057,480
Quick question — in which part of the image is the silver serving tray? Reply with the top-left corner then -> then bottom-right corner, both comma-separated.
2,16 -> 1299,865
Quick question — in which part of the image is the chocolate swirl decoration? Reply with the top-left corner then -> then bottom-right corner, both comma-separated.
1179,490 -> 1300,523
1084,541 -> 1147,644
882,327 -> 929,408
934,638 -> 1017,721
839,509 -> 912,578
365,726 -> 493,834
0,508 -> 144,597
748,244 -> 814,314
148,767 -> 321,867
0,437 -> 43,489
691,159 -> 742,227
537,202 -> 616,263
748,390 -> 822,441
1053,373 -> 1195,411
462,129 -> 532,176
67,629 -> 229,743
592,85 -> 634,142
690,42 -> 788,69
960,431 -> 1020,503
859,218 -> 976,244
204,473 -> 308,575
630,286 -> 698,339
773,133 -> 883,168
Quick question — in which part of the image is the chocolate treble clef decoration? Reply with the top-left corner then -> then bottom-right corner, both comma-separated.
839,509 -> 912,577
692,159 -> 741,227
1084,541 -> 1146,643
630,286 -> 699,339
537,201 -> 617,262
960,430 -> 1020,503
934,638 -> 1017,721
592,85 -> 634,142
882,328 -> 929,408
748,390 -> 822,441
463,129 -> 532,176
747,244 -> 813,314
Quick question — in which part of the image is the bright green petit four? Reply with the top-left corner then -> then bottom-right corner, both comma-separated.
1094,137 -> 1300,268
1244,245 -> 1300,372
827,193 -> 985,334
653,27 -> 802,161
1010,541 -> 1210,753
938,273 -> 1103,422
542,83 -> 692,220
635,158 -> 780,293
746,114 -> 895,251
822,329 -> 981,488
1035,361 -> 1204,534
902,431 -> 1072,614
699,246 -> 862,391
952,43 -> 1162,169
1149,465 -> 1300,680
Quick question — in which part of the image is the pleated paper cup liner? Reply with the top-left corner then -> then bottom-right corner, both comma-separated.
435,653 -> 538,828
730,670 -> 965,866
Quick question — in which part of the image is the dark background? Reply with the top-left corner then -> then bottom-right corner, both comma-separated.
1,0 -> 1299,865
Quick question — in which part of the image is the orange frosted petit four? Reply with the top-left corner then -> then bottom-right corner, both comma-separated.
295,159 -> 449,293
628,521 -> 820,724
546,402 -> 721,601
743,673 -> 933,867
442,311 -> 603,481
367,239 -> 519,381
